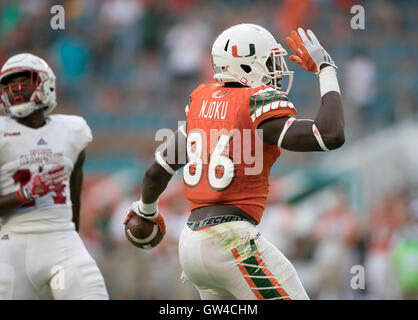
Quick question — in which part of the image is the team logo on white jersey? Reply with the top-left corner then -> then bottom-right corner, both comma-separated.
19,149 -> 64,166
37,138 -> 48,145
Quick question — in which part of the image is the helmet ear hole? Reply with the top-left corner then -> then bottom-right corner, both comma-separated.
240,64 -> 252,73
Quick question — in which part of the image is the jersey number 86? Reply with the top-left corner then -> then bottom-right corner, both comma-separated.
183,130 -> 236,191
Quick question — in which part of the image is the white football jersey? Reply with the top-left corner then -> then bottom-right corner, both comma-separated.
0,114 -> 92,233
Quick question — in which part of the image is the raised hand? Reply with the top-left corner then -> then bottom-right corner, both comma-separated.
286,27 -> 337,74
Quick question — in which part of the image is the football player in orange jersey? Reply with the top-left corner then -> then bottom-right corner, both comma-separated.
124,24 -> 344,300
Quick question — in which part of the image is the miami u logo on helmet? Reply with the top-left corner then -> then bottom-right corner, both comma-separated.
231,44 -> 255,58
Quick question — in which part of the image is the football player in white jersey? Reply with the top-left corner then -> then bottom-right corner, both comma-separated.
0,53 -> 109,299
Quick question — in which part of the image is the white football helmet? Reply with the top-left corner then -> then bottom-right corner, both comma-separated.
211,23 -> 293,95
0,53 -> 57,118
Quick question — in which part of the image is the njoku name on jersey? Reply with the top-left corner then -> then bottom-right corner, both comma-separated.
0,114 -> 92,233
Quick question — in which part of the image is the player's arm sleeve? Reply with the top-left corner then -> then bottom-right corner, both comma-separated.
77,118 -> 93,154
258,67 -> 345,151
250,88 -> 297,129
0,137 -> 20,215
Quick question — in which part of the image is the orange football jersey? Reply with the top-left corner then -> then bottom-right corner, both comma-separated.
183,83 -> 297,224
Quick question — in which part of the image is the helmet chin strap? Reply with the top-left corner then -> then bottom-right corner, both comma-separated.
7,102 -> 36,118
224,69 -> 249,87
6,90 -> 45,118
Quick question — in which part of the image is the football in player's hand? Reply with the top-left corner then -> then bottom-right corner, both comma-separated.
124,214 -> 164,250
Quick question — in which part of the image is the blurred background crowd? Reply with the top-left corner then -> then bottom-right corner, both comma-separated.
0,0 -> 417,299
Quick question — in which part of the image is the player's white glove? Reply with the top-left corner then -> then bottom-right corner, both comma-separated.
123,199 -> 166,235
286,27 -> 337,74
16,165 -> 67,203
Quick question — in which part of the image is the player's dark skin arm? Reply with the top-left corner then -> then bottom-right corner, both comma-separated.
70,149 -> 86,232
141,130 -> 185,205
0,193 -> 25,217
141,162 -> 174,204
259,67 -> 345,150
259,91 -> 344,150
